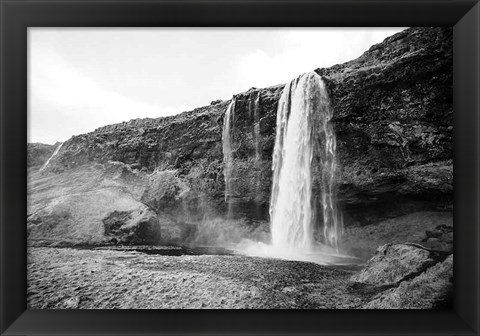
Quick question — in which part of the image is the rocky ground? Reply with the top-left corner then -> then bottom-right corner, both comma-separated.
28,247 -> 368,309
27,242 -> 452,309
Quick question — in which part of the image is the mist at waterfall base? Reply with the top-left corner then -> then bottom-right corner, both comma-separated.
220,72 -> 354,265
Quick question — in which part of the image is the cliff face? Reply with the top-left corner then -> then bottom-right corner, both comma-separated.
318,27 -> 453,224
47,85 -> 285,221
53,104 -> 227,174
28,27 -> 453,246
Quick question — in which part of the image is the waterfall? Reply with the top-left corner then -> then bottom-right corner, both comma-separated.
251,92 -> 263,217
270,72 -> 343,251
222,99 -> 235,219
40,142 -> 64,171
252,92 -> 261,164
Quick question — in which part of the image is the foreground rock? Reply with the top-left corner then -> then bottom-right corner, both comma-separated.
28,162 -> 160,246
350,244 -> 437,286
349,243 -> 452,309
363,254 -> 453,309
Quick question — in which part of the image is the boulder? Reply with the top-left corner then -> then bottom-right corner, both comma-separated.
28,189 -> 160,246
350,244 -> 436,286
102,209 -> 160,245
363,254 -> 453,309
27,164 -> 160,246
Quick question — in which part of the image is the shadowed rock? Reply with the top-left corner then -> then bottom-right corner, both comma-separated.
342,211 -> 453,260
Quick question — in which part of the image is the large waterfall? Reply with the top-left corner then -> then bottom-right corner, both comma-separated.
225,72 -> 346,263
270,72 -> 343,252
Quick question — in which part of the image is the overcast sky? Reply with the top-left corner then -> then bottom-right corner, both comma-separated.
28,27 -> 405,144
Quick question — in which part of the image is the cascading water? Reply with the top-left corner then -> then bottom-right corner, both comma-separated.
318,84 -> 344,251
252,92 -> 261,164
40,142 -> 64,171
251,92 -> 263,216
270,71 -> 343,252
222,99 -> 235,219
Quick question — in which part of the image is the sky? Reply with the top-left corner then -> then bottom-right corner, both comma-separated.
28,27 -> 405,144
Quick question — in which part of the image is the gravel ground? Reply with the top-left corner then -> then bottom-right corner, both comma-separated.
27,247 -> 368,309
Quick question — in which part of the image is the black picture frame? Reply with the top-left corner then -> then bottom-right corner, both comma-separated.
1,0 -> 479,335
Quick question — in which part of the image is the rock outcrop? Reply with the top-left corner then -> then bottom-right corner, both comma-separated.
364,254 -> 453,309
27,162 -> 161,246
28,27 -> 453,248
351,244 -> 453,309
350,244 -> 437,285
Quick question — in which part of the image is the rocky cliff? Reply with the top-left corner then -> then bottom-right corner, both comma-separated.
318,27 -> 453,225
28,27 -> 453,251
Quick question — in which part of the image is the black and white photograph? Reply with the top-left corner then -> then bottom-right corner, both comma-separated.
27,26 -> 453,309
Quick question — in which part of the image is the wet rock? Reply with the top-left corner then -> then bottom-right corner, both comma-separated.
221,86 -> 284,220
102,209 -> 160,245
350,244 -> 436,286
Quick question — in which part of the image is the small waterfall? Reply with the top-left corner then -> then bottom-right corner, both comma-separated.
270,72 -> 343,252
251,92 -> 263,217
252,92 -> 261,164
318,84 -> 343,251
222,99 -> 235,219
40,142 -> 63,171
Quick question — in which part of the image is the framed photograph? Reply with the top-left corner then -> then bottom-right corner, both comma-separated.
1,0 -> 479,335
